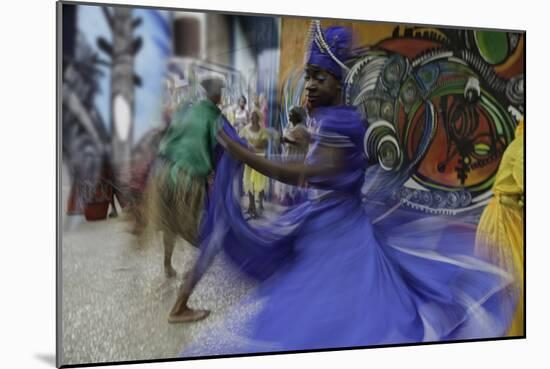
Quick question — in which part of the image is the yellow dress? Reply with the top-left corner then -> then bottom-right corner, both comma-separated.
475,119 -> 524,336
241,125 -> 269,196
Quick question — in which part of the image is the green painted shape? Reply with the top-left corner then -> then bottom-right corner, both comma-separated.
474,142 -> 491,156
474,31 -> 509,64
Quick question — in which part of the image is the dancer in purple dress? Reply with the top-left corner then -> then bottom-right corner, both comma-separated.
180,23 -> 517,355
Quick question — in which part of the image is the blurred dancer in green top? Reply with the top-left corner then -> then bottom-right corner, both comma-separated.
139,78 -> 224,322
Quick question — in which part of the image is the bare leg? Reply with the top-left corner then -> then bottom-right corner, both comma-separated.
163,232 -> 177,278
167,269 -> 210,323
258,190 -> 265,211
247,192 -> 257,217
167,239 -> 221,323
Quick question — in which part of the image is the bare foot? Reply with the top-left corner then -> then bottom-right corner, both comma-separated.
164,265 -> 177,278
167,308 -> 210,323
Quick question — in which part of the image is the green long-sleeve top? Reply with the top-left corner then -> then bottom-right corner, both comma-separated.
158,99 -> 222,185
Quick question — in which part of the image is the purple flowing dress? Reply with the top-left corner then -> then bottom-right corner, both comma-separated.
185,105 -> 516,355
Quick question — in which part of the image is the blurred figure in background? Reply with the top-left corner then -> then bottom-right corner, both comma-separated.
240,109 -> 269,217
475,117 -> 525,336
221,94 -> 236,126
259,93 -> 269,128
233,95 -> 249,134
280,106 -> 310,205
125,100 -> 175,235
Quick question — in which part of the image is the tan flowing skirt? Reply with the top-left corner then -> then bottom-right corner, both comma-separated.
138,160 -> 206,247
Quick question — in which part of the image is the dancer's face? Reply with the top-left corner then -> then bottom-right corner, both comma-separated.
304,65 -> 341,109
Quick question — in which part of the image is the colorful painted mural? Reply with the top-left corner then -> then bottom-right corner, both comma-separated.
280,19 -> 524,216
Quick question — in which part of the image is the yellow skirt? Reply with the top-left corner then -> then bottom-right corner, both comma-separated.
475,193 -> 524,336
243,165 -> 268,197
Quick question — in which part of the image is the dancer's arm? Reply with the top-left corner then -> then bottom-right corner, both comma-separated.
217,129 -> 343,186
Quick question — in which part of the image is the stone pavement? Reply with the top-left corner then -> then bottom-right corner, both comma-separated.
60,213 -> 258,365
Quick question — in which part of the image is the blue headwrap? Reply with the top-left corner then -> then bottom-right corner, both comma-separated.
306,21 -> 352,80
